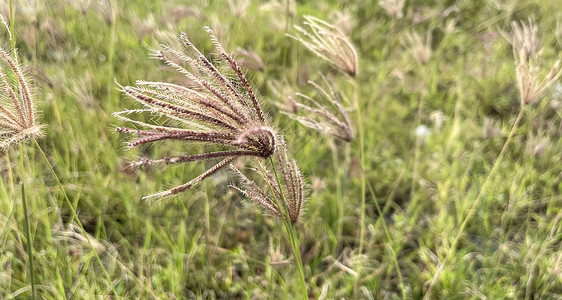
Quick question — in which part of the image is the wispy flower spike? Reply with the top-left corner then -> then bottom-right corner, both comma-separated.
291,16 -> 358,77
502,17 -> 540,61
379,0 -> 405,19
0,46 -> 43,150
115,29 -> 275,199
230,138 -> 306,224
402,29 -> 432,66
280,74 -> 353,142
502,18 -> 562,105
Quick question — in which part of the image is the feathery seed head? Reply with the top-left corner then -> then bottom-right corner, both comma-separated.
230,137 -> 306,225
260,0 -> 296,32
114,28 -> 275,199
227,0 -> 251,18
379,0 -> 405,19
0,42 -> 43,150
503,18 -> 562,105
234,48 -> 265,72
505,18 -> 540,61
402,29 -> 432,66
280,74 -> 353,142
268,78 -> 298,114
291,16 -> 358,77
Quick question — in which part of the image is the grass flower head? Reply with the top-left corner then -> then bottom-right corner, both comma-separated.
280,74 -> 353,142
291,16 -> 358,77
402,29 -> 432,66
115,28 -> 275,199
0,46 -> 43,150
379,0 -> 405,19
503,18 -> 562,105
230,137 -> 306,225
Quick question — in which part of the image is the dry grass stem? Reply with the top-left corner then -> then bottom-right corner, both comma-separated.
291,15 -> 358,77
282,74 -> 353,142
503,18 -> 562,105
230,138 -> 306,225
115,28 -> 276,199
0,46 -> 43,150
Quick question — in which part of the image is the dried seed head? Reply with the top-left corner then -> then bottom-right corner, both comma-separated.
503,18 -> 540,61
227,0 -> 251,18
331,9 -> 357,36
95,0 -> 117,25
260,0 -> 296,32
291,16 -> 358,77
525,134 -> 549,158
0,26 -> 43,150
115,28 -> 275,199
268,237 -> 289,265
482,117 -> 502,139
130,13 -> 157,40
503,19 -> 562,105
402,29 -> 432,66
268,78 -> 298,114
281,74 -> 353,142
379,0 -> 405,19
230,137 -> 306,225
234,48 -> 265,72
429,110 -> 446,129
66,0 -> 93,16
52,223 -> 109,255
161,4 -> 205,27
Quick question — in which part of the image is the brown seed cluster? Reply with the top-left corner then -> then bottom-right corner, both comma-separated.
0,48 -> 43,150
281,74 -> 353,142
115,28 -> 276,199
230,138 -> 306,225
291,16 -> 358,77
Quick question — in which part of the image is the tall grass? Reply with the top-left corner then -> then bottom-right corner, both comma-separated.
1,0 -> 561,298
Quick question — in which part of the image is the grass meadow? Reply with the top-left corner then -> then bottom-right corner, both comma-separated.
1,0 -> 561,299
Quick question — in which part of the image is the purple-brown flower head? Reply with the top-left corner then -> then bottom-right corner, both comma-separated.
115,28 -> 275,199
230,137 -> 306,225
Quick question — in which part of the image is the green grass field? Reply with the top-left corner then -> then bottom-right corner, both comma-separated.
1,0 -> 561,299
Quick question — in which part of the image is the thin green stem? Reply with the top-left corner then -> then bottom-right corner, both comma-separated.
329,141 -> 345,252
366,179 -> 407,299
31,138 -> 119,297
269,157 -> 308,299
19,144 -> 36,300
106,4 -> 117,112
9,4 -> 35,298
353,79 -> 367,257
448,109 -> 524,257
424,109 -> 525,299
408,91 -> 425,224
9,0 -> 15,53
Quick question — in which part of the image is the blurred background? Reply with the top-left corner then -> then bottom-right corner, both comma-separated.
0,0 -> 561,298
